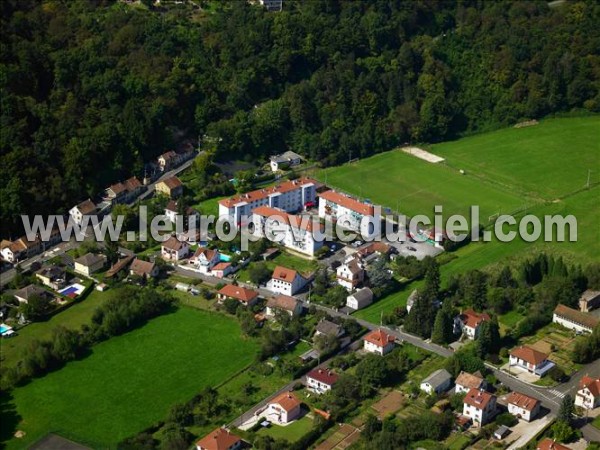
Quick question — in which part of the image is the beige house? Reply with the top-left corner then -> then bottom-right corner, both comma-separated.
265,391 -> 302,424
161,236 -> 189,261
155,176 -> 183,199
129,258 -> 159,279
266,295 -> 302,318
35,266 -> 67,290
74,253 -> 106,276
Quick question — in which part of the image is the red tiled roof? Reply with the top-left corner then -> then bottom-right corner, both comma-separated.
306,368 -> 339,386
196,428 -> 242,450
159,176 -> 182,190
77,199 -> 97,215
162,236 -> 186,251
159,150 -> 177,161
218,284 -> 258,303
537,438 -> 572,450
357,242 -> 392,257
194,247 -> 217,261
464,388 -> 495,410
270,391 -> 301,412
267,295 -> 300,312
579,375 -> 600,397
364,329 -> 394,347
130,258 -> 155,276
554,304 -> 599,330
461,309 -> 491,329
253,206 -> 322,232
219,177 -> 318,208
272,266 -> 300,283
508,391 -> 540,411
510,345 -> 548,366
318,190 -> 375,216
212,262 -> 231,271
108,182 -> 127,195
124,176 -> 142,191
455,371 -> 485,390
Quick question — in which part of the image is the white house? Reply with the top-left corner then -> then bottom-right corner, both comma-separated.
509,346 -> 554,377
454,309 -> 490,340
507,391 -> 541,422
553,304 -> 599,334
258,0 -> 283,12
267,266 -> 307,296
266,295 -> 303,318
270,150 -> 302,171
191,247 -> 220,274
363,329 -> 395,356
318,190 -> 381,240
455,371 -> 486,394
251,206 -> 323,257
305,368 -> 339,394
217,284 -> 259,307
265,391 -> 302,424
463,388 -> 497,427
336,257 -> 364,291
74,253 -> 106,276
161,236 -> 189,261
164,200 -> 200,226
211,262 -> 232,278
420,369 -> 453,395
69,199 -> 97,225
195,427 -> 243,450
575,376 -> 600,410
346,287 -> 374,310
218,177 -> 318,229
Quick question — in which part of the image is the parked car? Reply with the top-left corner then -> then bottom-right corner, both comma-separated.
407,246 -> 417,251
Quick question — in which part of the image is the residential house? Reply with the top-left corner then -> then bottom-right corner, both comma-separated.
314,319 -> 344,339
217,284 -> 259,307
553,304 -> 599,334
258,0 -> 283,13
579,290 -> 600,313
463,388 -> 497,427
270,150 -> 303,171
455,371 -> 486,394
420,369 -> 453,395
346,287 -> 374,310
164,200 -> 200,227
74,253 -> 106,276
267,266 -> 307,296
454,309 -> 491,339
305,368 -> 339,394
318,190 -> 381,240
35,266 -> 67,290
507,391 -> 541,422
574,375 -> 600,410
1,236 -> 42,263
195,427 -> 243,450
537,439 -> 572,450
265,295 -> 303,318
69,199 -> 97,225
104,176 -> 143,205
211,262 -> 232,278
105,255 -> 135,279
265,391 -> 302,424
509,346 -> 554,376
218,177 -> 318,229
157,150 -> 177,172
129,258 -> 159,279
161,236 -> 189,261
363,329 -> 395,356
155,176 -> 183,199
355,242 -> 394,264
336,257 -> 364,291
191,247 -> 220,274
14,284 -> 52,304
251,206 -> 324,257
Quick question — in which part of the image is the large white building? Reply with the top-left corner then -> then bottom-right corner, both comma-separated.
553,304 -> 599,334
251,206 -> 323,257
318,190 -> 381,240
266,266 -> 307,296
218,178 -> 318,229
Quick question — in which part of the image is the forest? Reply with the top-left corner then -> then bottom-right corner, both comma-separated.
1,0 -> 599,235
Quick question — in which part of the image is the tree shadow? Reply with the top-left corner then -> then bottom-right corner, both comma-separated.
0,390 -> 22,446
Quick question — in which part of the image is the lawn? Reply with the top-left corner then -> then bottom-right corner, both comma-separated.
444,433 -> 473,450
1,307 -> 258,449
192,195 -> 227,218
429,116 -> 600,201
235,251 -> 318,284
0,289 -> 112,369
353,280 -> 424,323
499,310 -> 525,329
257,414 -> 314,443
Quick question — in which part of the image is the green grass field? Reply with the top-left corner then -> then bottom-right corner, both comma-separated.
429,117 -> 600,200
235,251 -> 318,284
1,307 -> 258,449
257,414 -> 314,443
353,280 -> 423,322
0,290 -> 111,369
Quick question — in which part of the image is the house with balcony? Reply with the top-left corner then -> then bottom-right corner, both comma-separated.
509,345 -> 554,377
318,190 -> 381,240
463,388 -> 497,427
575,375 -> 600,410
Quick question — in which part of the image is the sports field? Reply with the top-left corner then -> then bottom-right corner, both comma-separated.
1,307 -> 258,449
316,116 -> 599,221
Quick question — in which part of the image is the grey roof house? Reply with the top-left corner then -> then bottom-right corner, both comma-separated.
420,368 -> 453,395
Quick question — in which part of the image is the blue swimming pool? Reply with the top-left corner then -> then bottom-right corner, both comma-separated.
220,254 -> 232,262
0,324 -> 11,334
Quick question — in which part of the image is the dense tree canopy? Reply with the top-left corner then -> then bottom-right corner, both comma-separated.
2,0 -> 599,234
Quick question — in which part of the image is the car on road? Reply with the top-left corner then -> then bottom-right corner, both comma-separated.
407,246 -> 417,251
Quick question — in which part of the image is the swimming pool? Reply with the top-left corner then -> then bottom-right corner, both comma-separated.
220,254 -> 232,262
59,283 -> 86,297
0,324 -> 12,335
